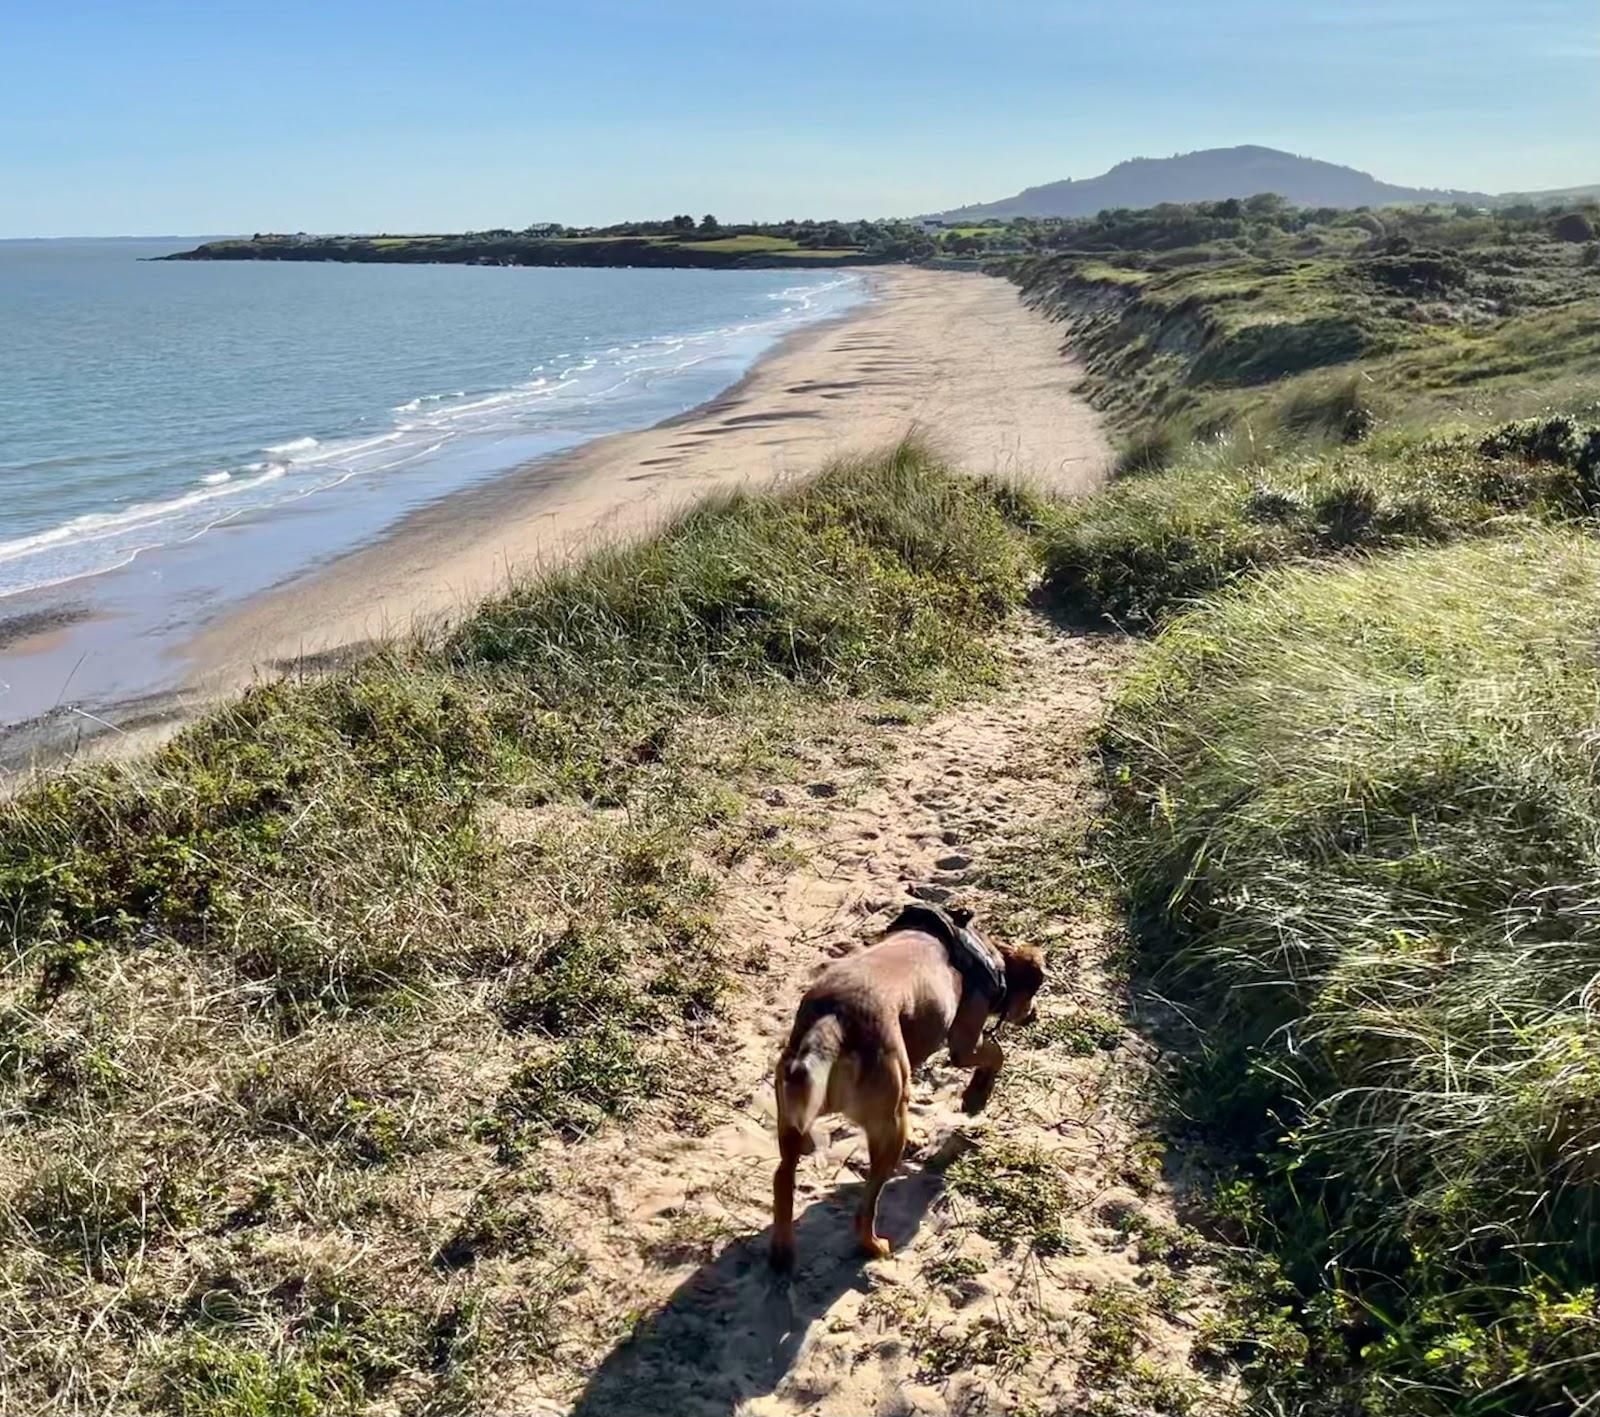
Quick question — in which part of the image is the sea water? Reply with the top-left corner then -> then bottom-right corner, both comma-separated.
0,239 -> 866,728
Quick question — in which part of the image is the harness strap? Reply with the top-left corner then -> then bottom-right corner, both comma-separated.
885,903 -> 1006,1005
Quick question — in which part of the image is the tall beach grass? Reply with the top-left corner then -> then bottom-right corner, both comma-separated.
1105,531 -> 1600,1411
0,443 -> 1037,1413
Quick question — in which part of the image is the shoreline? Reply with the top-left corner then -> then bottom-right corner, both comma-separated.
3,267 -> 1108,774
183,284 -> 881,683
185,267 -> 1107,689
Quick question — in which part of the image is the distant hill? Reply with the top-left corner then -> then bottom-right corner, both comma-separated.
933,145 -> 1493,221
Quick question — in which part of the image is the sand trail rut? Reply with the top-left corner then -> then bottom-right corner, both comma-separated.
519,619 -> 1233,1416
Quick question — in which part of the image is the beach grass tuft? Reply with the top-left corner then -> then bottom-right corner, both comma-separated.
1104,531 -> 1600,1412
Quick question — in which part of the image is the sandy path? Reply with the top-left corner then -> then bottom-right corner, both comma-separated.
187,267 -> 1107,687
512,620 -> 1232,1417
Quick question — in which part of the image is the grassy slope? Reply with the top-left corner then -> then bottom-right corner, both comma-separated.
1012,204 -> 1600,1412
1019,213 -> 1600,629
0,446 -> 1038,1413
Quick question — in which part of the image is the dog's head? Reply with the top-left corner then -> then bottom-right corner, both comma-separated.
996,941 -> 1045,1025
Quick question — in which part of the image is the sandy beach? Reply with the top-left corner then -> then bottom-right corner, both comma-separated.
188,267 -> 1107,688
0,265 -> 1105,772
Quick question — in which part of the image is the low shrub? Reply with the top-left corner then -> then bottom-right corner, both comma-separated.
1278,376 -> 1375,444
1039,430 -> 1584,629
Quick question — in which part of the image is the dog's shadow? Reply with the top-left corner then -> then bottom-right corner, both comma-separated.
566,1161 -> 948,1417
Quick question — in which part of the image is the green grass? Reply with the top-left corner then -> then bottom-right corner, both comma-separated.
1104,530 -> 1600,1413
182,230 -> 876,268
1016,1008 -> 1122,1055
1038,416 -> 1593,629
948,1140 -> 1078,1256
1007,200 -> 1600,1410
1018,223 -> 1600,436
0,444 -> 1036,1413
674,233 -> 805,253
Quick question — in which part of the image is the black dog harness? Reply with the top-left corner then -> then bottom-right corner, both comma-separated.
886,903 -> 1007,1008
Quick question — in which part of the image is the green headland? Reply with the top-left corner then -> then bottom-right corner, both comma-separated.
163,216 -> 935,268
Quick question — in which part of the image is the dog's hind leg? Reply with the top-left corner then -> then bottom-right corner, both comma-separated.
771,1122 -> 804,1271
855,1107 -> 908,1259
855,1064 -> 910,1260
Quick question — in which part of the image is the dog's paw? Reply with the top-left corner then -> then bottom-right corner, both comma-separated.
859,1233 -> 893,1261
961,1070 -> 998,1115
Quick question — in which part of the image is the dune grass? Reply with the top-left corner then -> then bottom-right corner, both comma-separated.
0,444 -> 1037,1413
1104,531 -> 1600,1412
1006,200 -> 1600,1409
1016,207 -> 1600,632
1039,414 -> 1595,629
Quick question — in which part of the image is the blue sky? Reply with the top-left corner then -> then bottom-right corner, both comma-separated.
4,0 -> 1595,236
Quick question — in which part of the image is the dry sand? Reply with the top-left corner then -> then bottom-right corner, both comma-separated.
187,266 -> 1108,687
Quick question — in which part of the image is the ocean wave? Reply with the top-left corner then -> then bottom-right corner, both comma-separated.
0,461 -> 289,572
264,435 -> 320,455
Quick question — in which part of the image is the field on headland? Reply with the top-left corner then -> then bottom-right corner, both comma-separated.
163,222 -> 921,270
5,195 -> 1600,1416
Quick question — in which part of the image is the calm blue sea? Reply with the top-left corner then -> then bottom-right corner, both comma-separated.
0,240 -> 866,734
0,239 -> 865,598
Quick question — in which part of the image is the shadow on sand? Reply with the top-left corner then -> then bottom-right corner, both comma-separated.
567,1164 -> 948,1417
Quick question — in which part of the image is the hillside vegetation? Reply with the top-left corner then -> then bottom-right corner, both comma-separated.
1017,198 -> 1600,626
1009,200 -> 1600,1412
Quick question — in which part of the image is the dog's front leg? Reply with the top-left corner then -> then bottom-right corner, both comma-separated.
960,1044 -> 1004,1114
948,993 -> 1005,1114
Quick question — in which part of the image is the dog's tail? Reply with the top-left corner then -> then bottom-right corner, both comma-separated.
776,1013 -> 843,1149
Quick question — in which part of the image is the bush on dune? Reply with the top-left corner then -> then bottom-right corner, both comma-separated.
1105,530 -> 1600,1411
1038,423 -> 1589,629
2,442 -> 1025,992
452,439 -> 1030,702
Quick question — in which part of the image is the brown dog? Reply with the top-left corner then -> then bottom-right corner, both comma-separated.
770,904 -> 1044,1270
